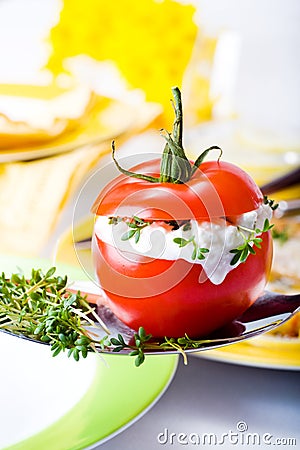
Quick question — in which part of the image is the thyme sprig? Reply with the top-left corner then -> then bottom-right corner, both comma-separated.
110,327 -> 153,367
109,327 -> 218,366
0,267 -> 110,361
120,216 -> 151,243
230,218 -> 274,266
173,236 -> 209,261
263,195 -> 279,211
0,268 -> 246,367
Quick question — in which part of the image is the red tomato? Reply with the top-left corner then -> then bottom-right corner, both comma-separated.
91,87 -> 273,338
92,158 -> 273,338
93,233 -> 272,338
92,159 -> 263,220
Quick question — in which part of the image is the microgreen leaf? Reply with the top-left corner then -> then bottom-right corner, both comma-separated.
119,217 -> 151,243
230,218 -> 273,265
121,229 -> 136,241
173,237 -> 189,247
173,234 -> 209,261
0,267 -> 111,362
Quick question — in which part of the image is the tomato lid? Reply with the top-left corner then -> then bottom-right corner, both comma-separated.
91,159 -> 263,221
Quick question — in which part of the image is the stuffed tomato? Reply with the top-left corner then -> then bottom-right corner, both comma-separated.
91,88 -> 273,338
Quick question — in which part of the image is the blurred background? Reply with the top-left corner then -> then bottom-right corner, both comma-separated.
0,0 -> 299,257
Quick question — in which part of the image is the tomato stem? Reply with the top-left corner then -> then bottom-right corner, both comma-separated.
159,87 -> 191,183
111,87 -> 223,184
111,141 -> 160,183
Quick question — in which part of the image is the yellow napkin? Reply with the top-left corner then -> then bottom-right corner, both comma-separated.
0,94 -> 160,256
0,145 -> 103,256
0,84 -> 96,149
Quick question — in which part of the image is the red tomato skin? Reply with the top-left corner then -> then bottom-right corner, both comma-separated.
91,160 -> 263,221
92,231 -> 273,338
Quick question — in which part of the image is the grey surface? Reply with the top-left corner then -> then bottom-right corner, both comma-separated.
92,355 -> 300,450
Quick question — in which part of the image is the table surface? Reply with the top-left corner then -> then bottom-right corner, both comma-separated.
95,355 -> 300,450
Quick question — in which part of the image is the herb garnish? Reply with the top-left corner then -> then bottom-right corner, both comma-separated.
108,216 -> 122,225
0,267 -> 110,361
108,216 -> 151,243
263,195 -> 279,211
230,218 -> 274,266
0,267 -> 235,367
109,328 -> 224,366
110,327 -> 152,367
120,216 -> 151,243
173,236 -> 209,261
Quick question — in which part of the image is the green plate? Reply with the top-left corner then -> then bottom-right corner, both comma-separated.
0,254 -> 177,450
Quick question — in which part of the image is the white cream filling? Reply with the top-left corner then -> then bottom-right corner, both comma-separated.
94,204 -> 272,285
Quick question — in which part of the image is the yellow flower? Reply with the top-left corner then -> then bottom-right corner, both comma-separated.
47,0 -> 198,124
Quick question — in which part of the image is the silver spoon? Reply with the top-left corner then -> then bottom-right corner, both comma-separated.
87,289 -> 300,355
1,284 -> 299,357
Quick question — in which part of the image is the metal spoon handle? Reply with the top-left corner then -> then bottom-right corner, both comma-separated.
260,166 -> 300,195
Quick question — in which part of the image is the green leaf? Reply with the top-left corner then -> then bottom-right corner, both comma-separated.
64,294 -> 77,308
11,274 -> 22,284
117,333 -> 126,345
230,251 -> 241,266
112,141 -> 160,183
177,337 -> 189,345
135,229 -> 141,243
73,348 -> 80,361
110,337 -> 122,346
59,333 -> 67,343
34,324 -> 44,335
248,244 -> 256,255
191,146 -> 223,176
29,292 -> 40,302
45,267 -> 56,278
241,247 -> 249,262
263,218 -> 274,232
138,326 -> 146,340
121,230 -> 136,241
191,247 -> 197,260
253,238 -> 262,248
173,237 -> 189,247
81,348 -> 88,358
135,352 -> 145,367
182,222 -> 191,231
133,216 -> 145,224
52,346 -> 62,357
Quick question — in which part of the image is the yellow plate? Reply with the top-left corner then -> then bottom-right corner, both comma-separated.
55,216 -> 300,371
0,84 -> 138,162
195,335 -> 300,370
